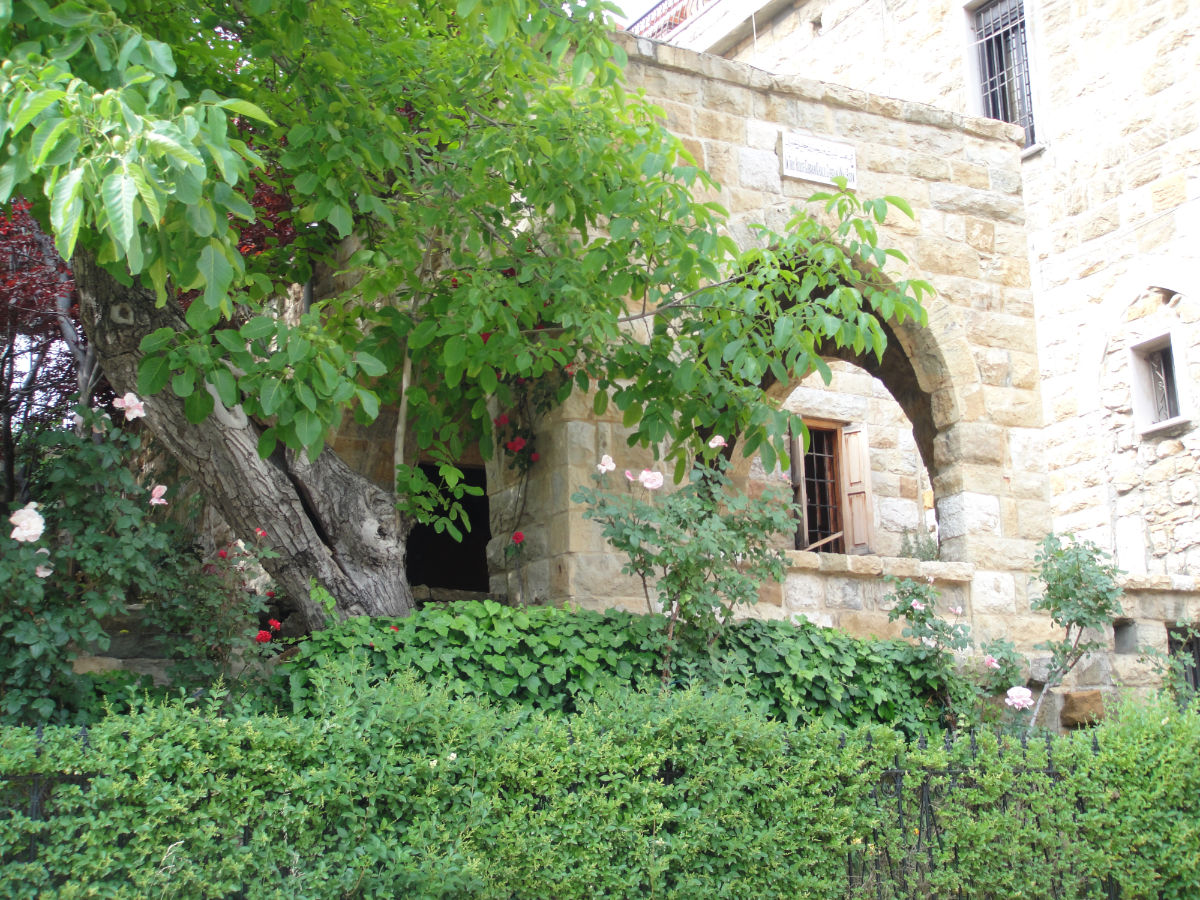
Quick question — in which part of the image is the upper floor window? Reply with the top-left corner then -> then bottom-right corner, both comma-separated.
973,0 -> 1036,147
1131,330 -> 1190,437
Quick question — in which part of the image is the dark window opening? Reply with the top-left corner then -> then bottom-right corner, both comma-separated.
974,0 -> 1036,147
1167,627 -> 1200,694
406,464 -> 491,594
1113,619 -> 1138,655
793,425 -> 845,553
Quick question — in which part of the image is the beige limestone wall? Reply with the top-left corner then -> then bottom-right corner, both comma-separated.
670,0 -> 1200,710
530,35 -> 1052,649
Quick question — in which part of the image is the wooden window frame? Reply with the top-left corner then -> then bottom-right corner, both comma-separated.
790,419 -> 874,555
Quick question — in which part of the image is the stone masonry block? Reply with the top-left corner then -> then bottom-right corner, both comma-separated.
938,492 -> 1002,540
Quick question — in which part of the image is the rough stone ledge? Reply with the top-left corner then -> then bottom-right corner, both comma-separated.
615,32 -> 1024,147
785,552 -> 974,582
1120,573 -> 1200,592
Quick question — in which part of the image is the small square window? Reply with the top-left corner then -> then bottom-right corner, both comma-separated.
973,0 -> 1036,147
1113,619 -> 1138,655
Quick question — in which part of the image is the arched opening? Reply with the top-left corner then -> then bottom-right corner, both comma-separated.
746,358 -> 938,559
330,409 -> 495,603
406,462 -> 493,598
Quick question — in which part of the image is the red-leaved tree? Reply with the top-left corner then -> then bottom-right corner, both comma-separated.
0,200 -> 101,504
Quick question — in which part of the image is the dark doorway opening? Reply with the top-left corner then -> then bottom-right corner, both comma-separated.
406,464 -> 491,593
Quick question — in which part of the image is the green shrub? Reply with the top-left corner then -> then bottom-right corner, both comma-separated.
0,676 -> 890,898
5,681 -> 1200,898
1,410 -> 271,725
273,600 -> 972,732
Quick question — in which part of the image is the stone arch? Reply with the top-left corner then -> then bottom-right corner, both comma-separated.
755,259 -> 980,501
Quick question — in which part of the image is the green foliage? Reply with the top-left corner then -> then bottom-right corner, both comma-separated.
0,408 -> 267,724
1032,533 -> 1124,693
0,675 -> 886,899
278,600 -> 671,717
4,681 -> 1200,898
884,577 -> 1024,726
899,527 -> 939,561
1,0 -> 930,516
1064,695 -> 1200,898
572,450 -> 796,640
276,600 -> 976,735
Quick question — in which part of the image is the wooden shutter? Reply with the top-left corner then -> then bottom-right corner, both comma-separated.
840,425 -> 873,554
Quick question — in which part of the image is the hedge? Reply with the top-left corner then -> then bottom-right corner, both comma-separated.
3,675 -> 1199,898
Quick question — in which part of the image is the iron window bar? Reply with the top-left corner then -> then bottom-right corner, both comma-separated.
973,0 -> 1036,147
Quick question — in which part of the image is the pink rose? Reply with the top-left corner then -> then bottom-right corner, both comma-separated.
1005,686 -> 1034,710
984,655 -> 1001,670
638,470 -> 664,490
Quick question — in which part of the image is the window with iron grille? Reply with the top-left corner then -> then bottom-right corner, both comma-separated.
973,0 -> 1036,147
794,425 -> 844,553
1130,330 -> 1189,437
789,422 -> 873,554
1167,627 -> 1200,695
1146,345 -> 1180,423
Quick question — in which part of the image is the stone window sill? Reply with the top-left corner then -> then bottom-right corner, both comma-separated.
1137,414 -> 1191,439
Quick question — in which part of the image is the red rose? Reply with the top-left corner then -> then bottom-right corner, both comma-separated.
506,436 -> 527,453
494,413 -> 509,427
255,630 -> 271,644
255,527 -> 267,538
266,590 -> 275,598
481,331 -> 492,344
217,550 -> 228,559
268,618 -> 282,631
389,625 -> 399,631
530,452 -> 540,462
512,531 -> 525,544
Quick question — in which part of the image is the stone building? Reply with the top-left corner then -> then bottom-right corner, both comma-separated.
614,0 -> 1200,709
475,36 -> 1053,685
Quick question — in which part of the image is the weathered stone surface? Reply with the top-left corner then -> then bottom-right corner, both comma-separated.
1060,691 -> 1106,729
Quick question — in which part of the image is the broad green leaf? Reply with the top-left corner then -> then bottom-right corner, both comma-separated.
187,200 -> 217,237
355,351 -> 386,377
293,409 -> 322,447
356,387 -> 379,421
197,241 -> 234,309
257,427 -> 277,458
171,369 -> 195,398
10,90 -> 65,137
327,203 -> 353,238
211,367 -> 238,408
138,328 -> 175,354
216,98 -> 275,124
128,164 -> 162,223
240,316 -> 276,340
0,160 -> 17,205
49,166 -> 84,258
184,386 -> 214,423
185,297 -> 221,332
137,354 -> 172,396
29,117 -> 70,168
102,171 -> 138,251
260,377 -> 284,416
143,130 -> 202,165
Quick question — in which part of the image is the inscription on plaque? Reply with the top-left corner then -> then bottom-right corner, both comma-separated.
780,132 -> 857,189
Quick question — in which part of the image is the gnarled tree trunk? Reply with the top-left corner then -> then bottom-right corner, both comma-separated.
74,253 -> 414,630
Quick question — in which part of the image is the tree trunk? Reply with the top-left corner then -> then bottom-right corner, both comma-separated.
73,253 -> 415,630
